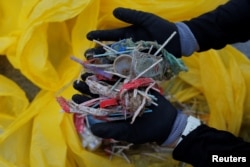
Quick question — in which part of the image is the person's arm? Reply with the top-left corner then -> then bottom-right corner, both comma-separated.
173,124 -> 250,167
184,0 -> 250,52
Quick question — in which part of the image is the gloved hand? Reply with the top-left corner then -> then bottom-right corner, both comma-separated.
86,7 -> 182,57
90,90 -> 178,145
72,73 -> 188,146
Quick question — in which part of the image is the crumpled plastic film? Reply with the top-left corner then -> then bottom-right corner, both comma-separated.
0,75 -> 29,138
0,75 -> 30,167
1,0 -> 250,167
1,0 -> 97,91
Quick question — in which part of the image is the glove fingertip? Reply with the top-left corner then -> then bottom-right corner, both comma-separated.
113,7 -> 150,26
113,7 -> 130,20
113,7 -> 124,15
86,31 -> 96,40
73,80 -> 84,90
80,73 -> 93,81
72,94 -> 90,104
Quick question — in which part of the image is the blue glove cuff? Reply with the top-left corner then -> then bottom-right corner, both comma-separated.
162,112 -> 187,146
176,22 -> 199,56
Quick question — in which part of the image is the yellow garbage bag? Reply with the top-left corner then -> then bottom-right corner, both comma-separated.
0,75 -> 29,139
0,0 -> 98,91
0,75 -> 30,167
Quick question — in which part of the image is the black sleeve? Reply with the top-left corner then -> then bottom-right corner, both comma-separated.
184,0 -> 250,52
172,125 -> 250,167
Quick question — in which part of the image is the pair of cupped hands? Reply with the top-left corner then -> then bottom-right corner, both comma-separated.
72,7 -> 182,146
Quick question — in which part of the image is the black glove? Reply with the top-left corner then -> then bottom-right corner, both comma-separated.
72,74 -> 178,145
86,7 -> 181,58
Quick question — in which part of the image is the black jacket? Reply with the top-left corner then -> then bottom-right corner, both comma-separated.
185,0 -> 250,52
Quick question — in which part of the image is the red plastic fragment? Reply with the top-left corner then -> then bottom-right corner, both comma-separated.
73,114 -> 85,133
100,98 -> 118,108
56,96 -> 71,113
119,78 -> 155,96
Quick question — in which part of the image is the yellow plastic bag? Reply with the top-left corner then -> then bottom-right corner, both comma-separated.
1,0 -> 98,91
0,75 -> 30,167
0,75 -> 29,139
